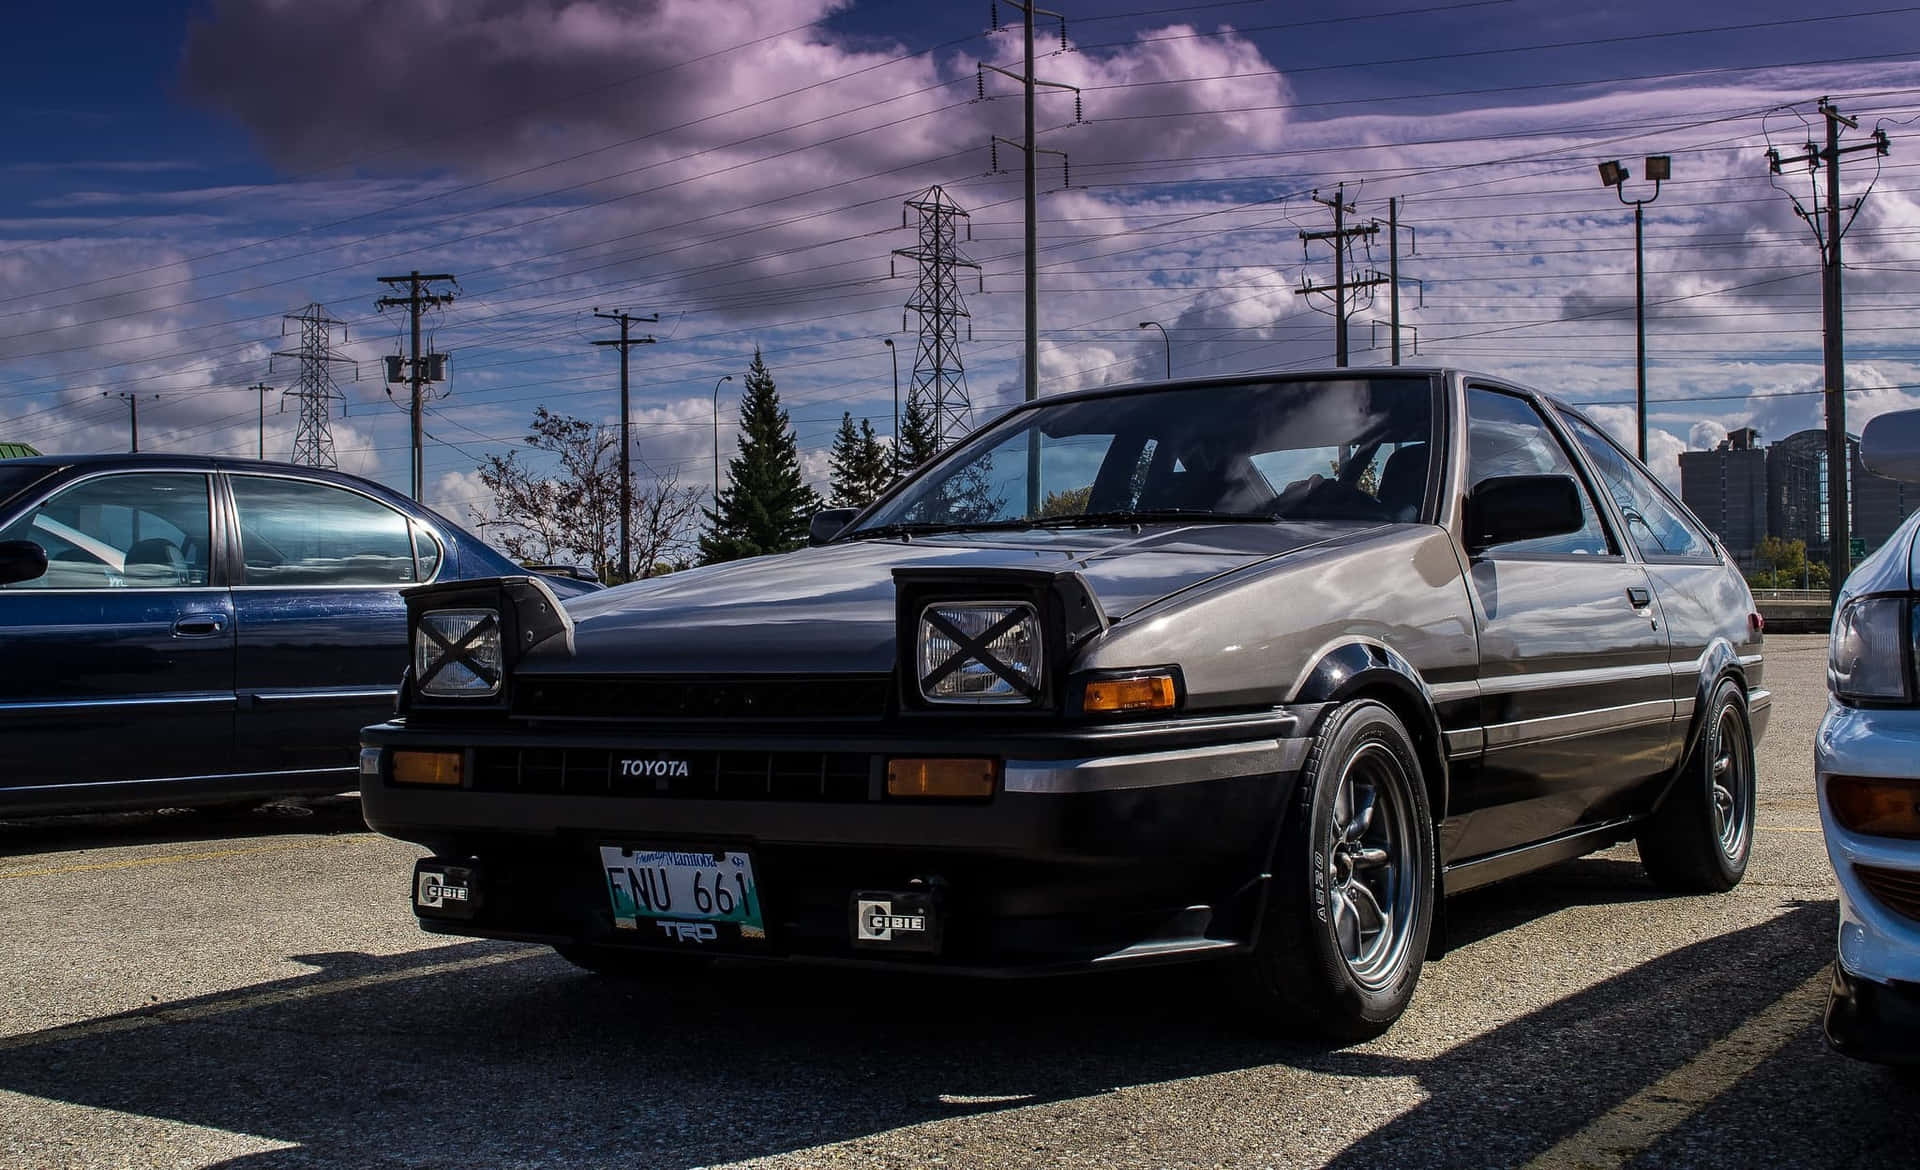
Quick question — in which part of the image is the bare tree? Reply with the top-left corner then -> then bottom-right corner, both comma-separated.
472,407 -> 702,582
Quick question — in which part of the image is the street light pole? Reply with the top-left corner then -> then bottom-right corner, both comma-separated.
1138,321 -> 1170,379
883,339 -> 899,444
1598,155 -> 1668,463
711,374 -> 734,502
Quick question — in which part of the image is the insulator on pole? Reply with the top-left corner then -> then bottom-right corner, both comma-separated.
990,140 -> 998,172
990,2 -> 998,31
977,65 -> 985,100
1062,157 -> 1070,188
1074,93 -> 1082,122
1058,17 -> 1067,48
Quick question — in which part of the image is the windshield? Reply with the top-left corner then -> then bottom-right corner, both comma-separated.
852,376 -> 1436,533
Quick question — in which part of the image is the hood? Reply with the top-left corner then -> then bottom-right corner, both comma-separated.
1841,509 -> 1920,598
524,521 -> 1369,676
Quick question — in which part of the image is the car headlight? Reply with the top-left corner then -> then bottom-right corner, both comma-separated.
415,608 -> 504,698
917,602 -> 1042,704
1829,595 -> 1916,705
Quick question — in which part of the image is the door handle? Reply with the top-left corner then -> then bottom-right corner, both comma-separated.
171,614 -> 229,638
1626,586 -> 1652,609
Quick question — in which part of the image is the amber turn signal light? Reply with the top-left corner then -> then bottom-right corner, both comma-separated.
887,757 -> 998,799
1829,775 -> 1920,839
1082,673 -> 1178,714
391,750 -> 463,787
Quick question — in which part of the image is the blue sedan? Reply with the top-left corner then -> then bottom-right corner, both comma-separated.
0,454 -> 596,817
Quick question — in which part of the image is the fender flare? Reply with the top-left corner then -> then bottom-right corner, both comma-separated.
1291,640 -> 1451,820
1649,637 -> 1747,814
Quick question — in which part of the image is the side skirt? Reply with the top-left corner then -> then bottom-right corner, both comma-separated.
1442,816 -> 1640,895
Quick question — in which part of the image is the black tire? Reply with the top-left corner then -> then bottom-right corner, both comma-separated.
551,943 -> 710,979
1232,700 -> 1436,1043
1637,677 -> 1754,894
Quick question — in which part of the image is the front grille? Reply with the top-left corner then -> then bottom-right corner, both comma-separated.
471,746 -> 875,802
1857,864 -> 1920,924
512,675 -> 891,723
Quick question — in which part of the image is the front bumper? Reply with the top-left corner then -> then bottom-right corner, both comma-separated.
360,708 -> 1321,973
1825,964 -> 1920,1066
1815,702 -> 1920,994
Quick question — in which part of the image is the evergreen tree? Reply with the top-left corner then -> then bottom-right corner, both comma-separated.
827,413 -> 893,508
894,395 -> 940,479
699,350 -> 820,563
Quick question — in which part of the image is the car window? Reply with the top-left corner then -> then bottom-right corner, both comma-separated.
1558,410 -> 1716,561
1466,388 -> 1613,557
231,475 -> 421,586
0,472 -> 213,590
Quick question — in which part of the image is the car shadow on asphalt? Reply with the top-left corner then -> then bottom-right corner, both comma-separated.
0,795 -> 368,859
0,885 -> 1903,1169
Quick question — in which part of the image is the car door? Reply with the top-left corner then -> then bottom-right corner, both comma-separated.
1450,386 -> 1675,862
0,469 -> 236,793
1557,407 -> 1736,799
226,471 -> 440,778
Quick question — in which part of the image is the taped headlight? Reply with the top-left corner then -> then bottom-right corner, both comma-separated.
918,602 -> 1042,704
415,608 -> 504,698
1829,596 -> 1913,705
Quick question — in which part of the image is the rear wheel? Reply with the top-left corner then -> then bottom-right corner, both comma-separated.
1637,678 -> 1753,893
1233,700 -> 1435,1043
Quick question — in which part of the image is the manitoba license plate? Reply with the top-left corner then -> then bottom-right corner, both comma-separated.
598,845 -> 766,944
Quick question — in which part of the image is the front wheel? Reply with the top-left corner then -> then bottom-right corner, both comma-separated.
1232,700 -> 1435,1043
1637,677 -> 1754,893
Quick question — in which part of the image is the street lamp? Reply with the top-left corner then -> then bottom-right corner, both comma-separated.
883,338 -> 899,445
711,374 -> 734,501
1598,154 -> 1670,462
1138,321 -> 1170,380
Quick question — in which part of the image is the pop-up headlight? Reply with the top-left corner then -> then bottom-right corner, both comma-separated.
918,602 -> 1043,704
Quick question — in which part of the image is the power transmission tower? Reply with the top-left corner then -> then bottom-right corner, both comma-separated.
1297,185 -> 1390,367
891,187 -> 982,451
102,392 -> 155,453
593,308 -> 658,582
270,304 -> 354,468
1766,98 -> 1891,600
375,272 -> 457,501
979,1 -> 1083,404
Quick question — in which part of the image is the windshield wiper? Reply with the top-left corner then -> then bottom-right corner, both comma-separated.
1027,509 -> 1276,528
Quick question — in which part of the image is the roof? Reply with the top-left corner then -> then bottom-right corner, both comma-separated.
0,442 -> 41,459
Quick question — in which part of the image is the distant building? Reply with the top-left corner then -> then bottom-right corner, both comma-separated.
1679,427 -> 1767,566
0,441 -> 41,459
1768,429 -> 1836,560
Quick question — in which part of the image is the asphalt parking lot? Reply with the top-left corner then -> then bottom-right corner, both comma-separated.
0,633 -> 1913,1169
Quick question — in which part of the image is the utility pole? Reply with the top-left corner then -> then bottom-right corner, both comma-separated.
1375,197 -> 1420,366
592,309 -> 658,583
1767,99 -> 1890,600
270,304 -> 355,469
375,272 -> 457,501
1298,185 -> 1388,367
250,382 -> 275,460
103,392 -> 154,453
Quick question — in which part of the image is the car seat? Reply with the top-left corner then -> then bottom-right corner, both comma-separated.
124,538 -> 187,586
1377,443 -> 1429,522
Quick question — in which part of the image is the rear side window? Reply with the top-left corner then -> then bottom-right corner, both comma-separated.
231,476 -> 421,586
1466,389 -> 1613,557
0,472 -> 213,590
1558,411 -> 1716,561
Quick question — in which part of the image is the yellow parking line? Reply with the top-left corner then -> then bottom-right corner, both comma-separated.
0,946 -> 544,1052
1522,965 -> 1829,1170
1756,824 -> 1822,834
0,840 -> 330,880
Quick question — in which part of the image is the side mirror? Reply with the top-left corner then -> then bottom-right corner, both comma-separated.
1466,475 -> 1584,554
808,508 -> 860,546
1862,408 -> 1920,484
0,539 -> 48,586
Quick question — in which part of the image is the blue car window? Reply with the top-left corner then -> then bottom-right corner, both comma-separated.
1466,389 -> 1614,557
0,472 -> 212,590
231,475 -> 419,586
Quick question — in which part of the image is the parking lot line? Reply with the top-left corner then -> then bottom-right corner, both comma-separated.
1521,965 -> 1830,1170
0,945 -> 544,1052
0,840 -> 330,880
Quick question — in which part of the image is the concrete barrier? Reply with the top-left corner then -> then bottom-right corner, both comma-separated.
1752,589 -> 1831,634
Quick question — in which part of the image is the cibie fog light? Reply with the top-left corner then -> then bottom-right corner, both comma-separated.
918,602 -> 1042,704
1829,596 -> 1912,704
415,608 -> 504,697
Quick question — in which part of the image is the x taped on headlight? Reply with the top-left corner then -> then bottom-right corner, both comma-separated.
415,608 -> 503,697
918,602 -> 1042,703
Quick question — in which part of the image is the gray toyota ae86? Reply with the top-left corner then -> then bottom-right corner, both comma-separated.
359,368 -> 1767,1040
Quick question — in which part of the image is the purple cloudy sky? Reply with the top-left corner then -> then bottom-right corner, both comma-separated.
2,0 -> 1917,519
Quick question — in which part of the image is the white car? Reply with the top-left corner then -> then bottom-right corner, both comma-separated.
1818,407 -> 1920,1065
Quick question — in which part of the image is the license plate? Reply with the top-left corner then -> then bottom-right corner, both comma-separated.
598,845 -> 766,943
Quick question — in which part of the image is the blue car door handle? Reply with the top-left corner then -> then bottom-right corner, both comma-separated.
172,614 -> 229,638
